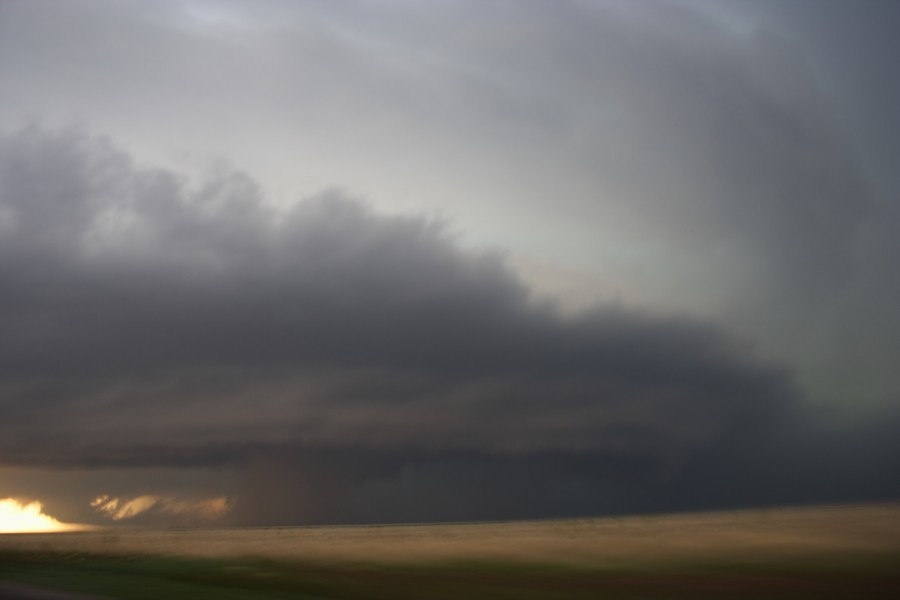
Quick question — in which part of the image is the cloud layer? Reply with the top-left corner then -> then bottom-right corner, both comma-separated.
1,0 -> 897,524
1,0 -> 896,407
0,127 -> 798,522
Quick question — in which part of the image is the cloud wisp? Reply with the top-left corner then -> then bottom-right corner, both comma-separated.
91,494 -> 231,523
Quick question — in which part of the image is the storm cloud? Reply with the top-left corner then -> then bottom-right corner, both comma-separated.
0,126 -> 795,522
0,0 -> 897,526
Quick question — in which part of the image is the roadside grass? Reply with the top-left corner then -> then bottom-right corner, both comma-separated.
2,549 -> 899,600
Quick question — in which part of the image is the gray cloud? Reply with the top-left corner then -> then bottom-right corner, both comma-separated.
0,1 -> 888,387
0,126 -> 798,521
1,0 -> 897,525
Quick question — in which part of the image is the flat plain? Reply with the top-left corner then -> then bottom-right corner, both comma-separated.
1,503 -> 899,599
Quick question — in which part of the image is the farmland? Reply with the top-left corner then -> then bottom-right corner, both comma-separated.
1,503 -> 898,599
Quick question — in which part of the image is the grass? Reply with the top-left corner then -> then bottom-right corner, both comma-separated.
1,503 -> 899,599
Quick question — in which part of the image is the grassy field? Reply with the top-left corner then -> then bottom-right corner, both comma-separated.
1,503 -> 899,599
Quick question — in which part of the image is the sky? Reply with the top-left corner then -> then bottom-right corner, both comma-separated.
0,0 -> 898,527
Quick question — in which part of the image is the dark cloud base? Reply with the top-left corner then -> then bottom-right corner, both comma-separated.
1,127 -> 894,525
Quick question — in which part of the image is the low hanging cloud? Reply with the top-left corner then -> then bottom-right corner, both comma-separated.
90,494 -> 231,523
0,126 -> 797,521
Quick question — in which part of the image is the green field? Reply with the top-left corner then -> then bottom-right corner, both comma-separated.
2,504 -> 899,599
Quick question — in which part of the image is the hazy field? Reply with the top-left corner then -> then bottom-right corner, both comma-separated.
2,503 -> 899,599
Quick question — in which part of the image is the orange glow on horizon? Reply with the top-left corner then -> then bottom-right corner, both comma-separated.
0,498 -> 80,533
91,494 -> 232,521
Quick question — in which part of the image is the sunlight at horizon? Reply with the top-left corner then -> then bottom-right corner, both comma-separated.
0,498 -> 81,534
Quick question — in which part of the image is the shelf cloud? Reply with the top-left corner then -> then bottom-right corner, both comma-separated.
0,127 -> 800,523
1,0 -> 897,525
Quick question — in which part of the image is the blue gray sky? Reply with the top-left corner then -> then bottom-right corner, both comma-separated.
0,0 -> 898,526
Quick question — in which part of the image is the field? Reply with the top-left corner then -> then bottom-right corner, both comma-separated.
1,503 -> 899,599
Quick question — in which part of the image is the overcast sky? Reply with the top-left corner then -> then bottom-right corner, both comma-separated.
0,0 -> 898,526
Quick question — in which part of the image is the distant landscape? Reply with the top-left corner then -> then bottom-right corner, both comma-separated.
2,503 -> 898,599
